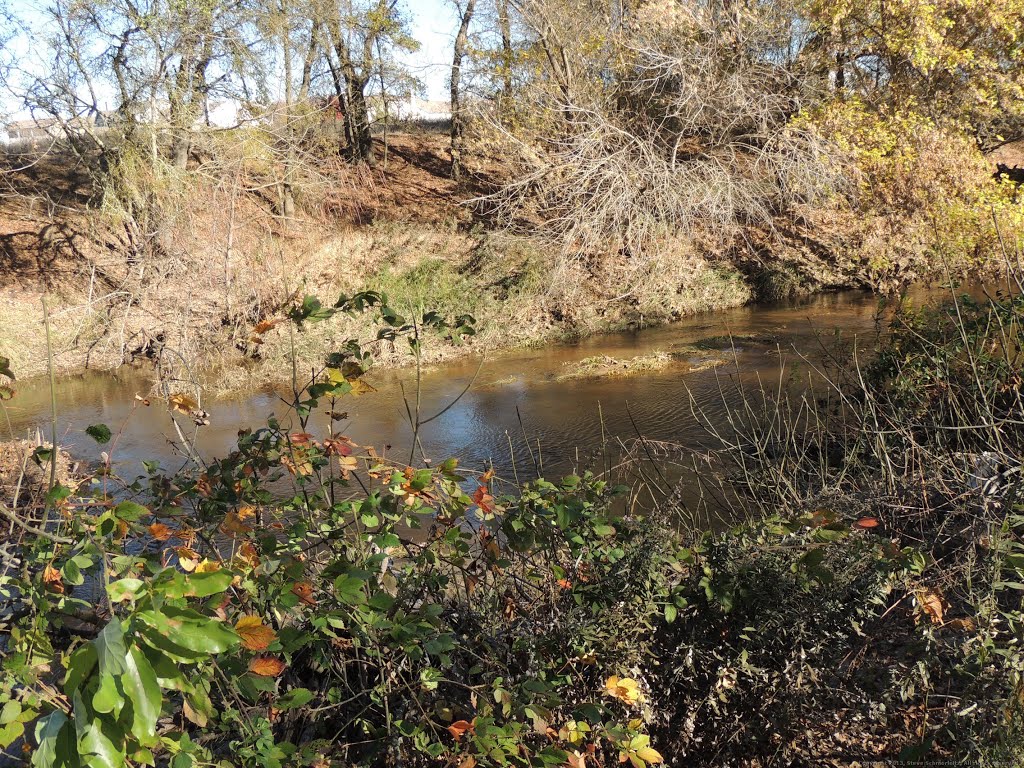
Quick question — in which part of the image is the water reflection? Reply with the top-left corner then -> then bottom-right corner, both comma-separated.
4,289 -> 889,489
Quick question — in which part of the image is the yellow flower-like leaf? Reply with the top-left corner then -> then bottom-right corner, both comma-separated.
636,747 -> 663,764
604,675 -> 642,706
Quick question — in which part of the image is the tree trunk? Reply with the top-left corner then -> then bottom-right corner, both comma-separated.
345,75 -> 374,164
450,0 -> 478,180
497,0 -> 513,102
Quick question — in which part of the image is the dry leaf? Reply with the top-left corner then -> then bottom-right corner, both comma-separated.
236,506 -> 257,521
235,616 -> 277,651
472,485 -> 494,515
148,522 -> 174,541
248,656 -> 286,677
458,756 -> 477,768
281,453 -> 313,477
235,541 -> 260,569
221,511 -> 253,537
853,517 -> 880,529
916,587 -> 946,624
947,617 -> 976,632
182,698 -> 207,727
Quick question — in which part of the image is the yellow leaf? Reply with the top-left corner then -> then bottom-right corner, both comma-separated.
169,393 -> 198,414
194,559 -> 222,574
605,676 -> 643,706
176,546 -> 200,572
636,747 -> 663,764
348,379 -> 376,396
235,616 -> 277,651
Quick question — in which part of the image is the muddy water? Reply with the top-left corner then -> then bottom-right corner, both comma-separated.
3,291 -> 890,486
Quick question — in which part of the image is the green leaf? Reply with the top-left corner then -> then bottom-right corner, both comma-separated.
79,718 -> 127,768
664,604 -> 677,623
137,608 -> 238,654
86,425 -> 112,444
46,484 -> 71,506
334,575 -> 366,605
122,648 -> 161,745
112,502 -> 148,522
31,711 -> 68,768
184,570 -> 233,598
96,620 -> 129,677
0,720 -> 25,749
92,673 -> 124,717
274,688 -> 314,710
0,701 -> 21,725
139,646 -> 191,692
63,559 -> 84,586
107,579 -> 146,603
65,643 -> 99,697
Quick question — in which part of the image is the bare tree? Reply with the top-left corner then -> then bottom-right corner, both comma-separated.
481,0 -> 847,263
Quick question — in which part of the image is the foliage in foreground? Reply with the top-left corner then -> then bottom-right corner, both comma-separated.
2,285 -> 1024,766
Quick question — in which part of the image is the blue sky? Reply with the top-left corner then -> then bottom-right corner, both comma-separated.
403,0 -> 460,99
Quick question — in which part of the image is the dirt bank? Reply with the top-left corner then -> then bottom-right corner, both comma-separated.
0,133 -> 758,388
3,132 -> 1014,390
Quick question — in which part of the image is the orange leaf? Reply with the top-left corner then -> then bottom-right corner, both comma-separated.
853,517 -> 880,529
248,656 -> 286,677
447,719 -> 474,741
236,541 -> 260,568
472,485 -> 494,514
292,581 -> 316,606
253,319 -> 282,335
148,522 -> 174,541
236,506 -> 257,521
43,565 -> 64,594
236,616 -> 277,651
